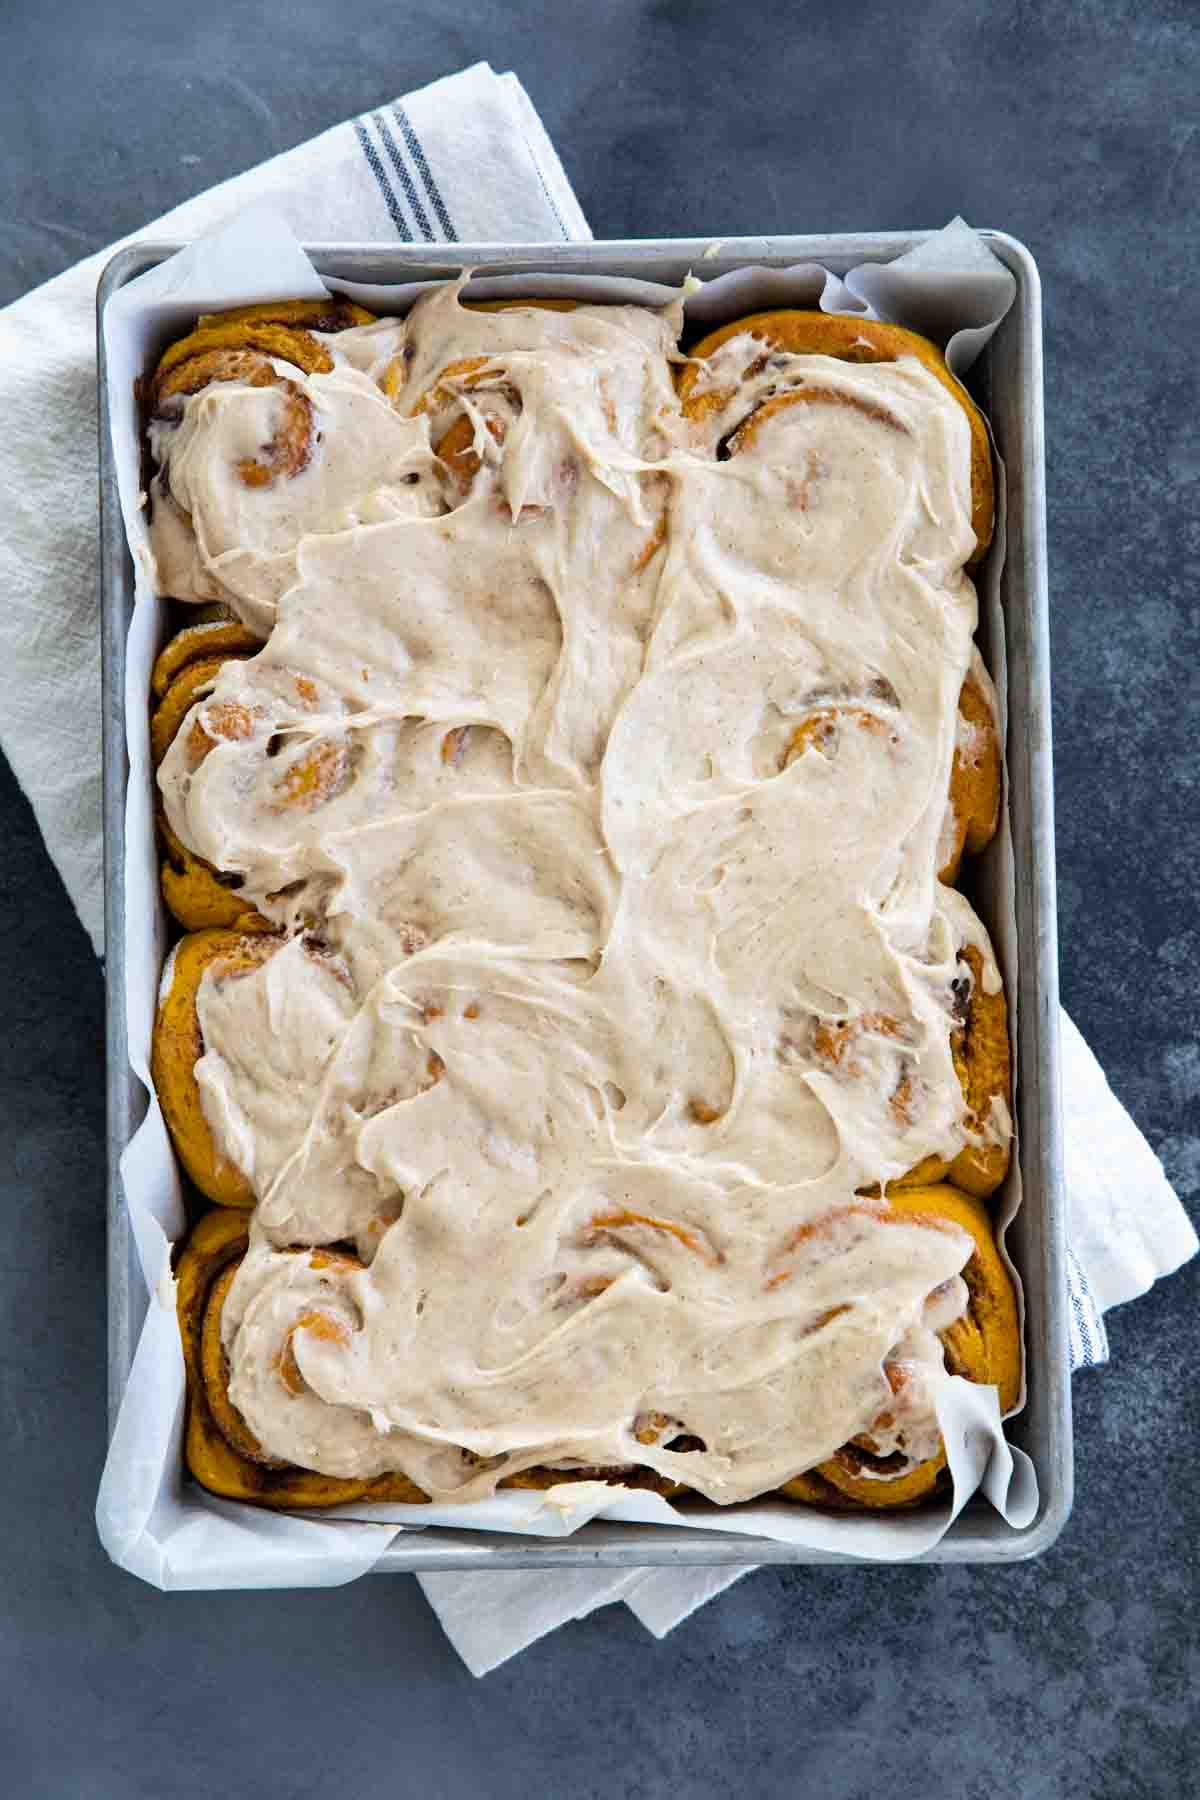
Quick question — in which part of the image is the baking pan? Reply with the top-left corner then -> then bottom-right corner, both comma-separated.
99,233 -> 1071,1568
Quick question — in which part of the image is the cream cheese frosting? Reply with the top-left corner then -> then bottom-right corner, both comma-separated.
153,287 -> 1009,1504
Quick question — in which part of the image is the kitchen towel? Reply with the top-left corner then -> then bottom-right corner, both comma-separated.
2,59 -> 1192,1676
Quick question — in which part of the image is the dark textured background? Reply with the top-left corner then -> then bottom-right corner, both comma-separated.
2,2 -> 1197,1795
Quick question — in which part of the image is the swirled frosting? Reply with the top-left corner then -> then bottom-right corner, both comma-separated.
155,286 -> 1008,1503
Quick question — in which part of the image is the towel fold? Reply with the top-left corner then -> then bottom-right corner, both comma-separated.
3,60 -> 1192,1677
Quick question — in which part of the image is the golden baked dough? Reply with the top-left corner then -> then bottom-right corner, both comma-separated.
151,928 -> 280,1207
153,298 -> 376,400
679,309 -> 993,564
194,298 -> 377,334
940,668 -> 1002,883
150,608 -> 262,701
779,1183 -> 1019,1509
157,807 -> 262,933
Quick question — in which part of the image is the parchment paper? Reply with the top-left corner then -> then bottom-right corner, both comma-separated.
95,213 -> 1037,1588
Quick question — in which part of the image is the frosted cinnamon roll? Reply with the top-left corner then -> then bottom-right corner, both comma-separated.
147,299 -> 379,498
678,308 -> 993,564
176,1208 -> 427,1507
379,293 -> 672,573
145,298 -> 442,634
939,648 -> 1002,883
778,1184 -> 1019,1508
151,927 -> 282,1207
150,624 -> 266,930
801,891 -> 1012,1201
886,925 -> 1012,1199
176,1208 -> 685,1508
156,808 -> 264,935
380,295 -> 579,404
774,652 -> 1002,887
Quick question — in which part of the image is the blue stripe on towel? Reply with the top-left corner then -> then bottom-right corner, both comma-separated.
1067,1246 -> 1109,1369
373,111 -> 435,242
353,120 -> 412,240
392,104 -> 458,241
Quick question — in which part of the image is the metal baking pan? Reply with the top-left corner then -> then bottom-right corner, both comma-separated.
99,233 -> 1071,1569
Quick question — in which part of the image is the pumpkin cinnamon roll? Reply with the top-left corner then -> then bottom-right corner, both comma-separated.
157,810 -> 264,934
150,605 -> 262,701
805,898 -> 1012,1200
176,1208 -> 428,1507
389,299 -> 577,508
379,294 -> 579,407
775,655 -> 1000,887
778,1184 -> 1020,1509
679,308 -> 993,564
939,649 -> 1002,883
382,294 -> 671,568
151,927 -> 281,1207
150,625 -> 266,931
148,300 -> 376,488
150,644 -> 260,768
150,297 -> 377,408
176,1208 -> 684,1508
145,297 -> 443,631
890,914 -> 1012,1199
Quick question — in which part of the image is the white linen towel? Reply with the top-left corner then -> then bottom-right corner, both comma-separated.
0,61 -> 1192,1677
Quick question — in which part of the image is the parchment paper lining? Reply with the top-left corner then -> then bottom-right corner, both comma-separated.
96,213 -> 1036,1589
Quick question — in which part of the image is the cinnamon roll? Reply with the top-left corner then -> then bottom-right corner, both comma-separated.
176,1207 -> 427,1507
888,899 -> 1013,1198
778,1184 -> 1020,1509
679,308 -> 994,564
176,1207 -> 685,1508
148,300 -> 378,491
939,650 -> 1002,883
806,895 -> 1013,1200
150,605 -> 262,701
379,295 -> 579,405
150,626 -> 266,931
149,297 -> 377,409
144,297 -> 442,633
151,927 -> 281,1207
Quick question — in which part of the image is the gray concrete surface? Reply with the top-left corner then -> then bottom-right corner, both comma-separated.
1,1 -> 1197,1795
